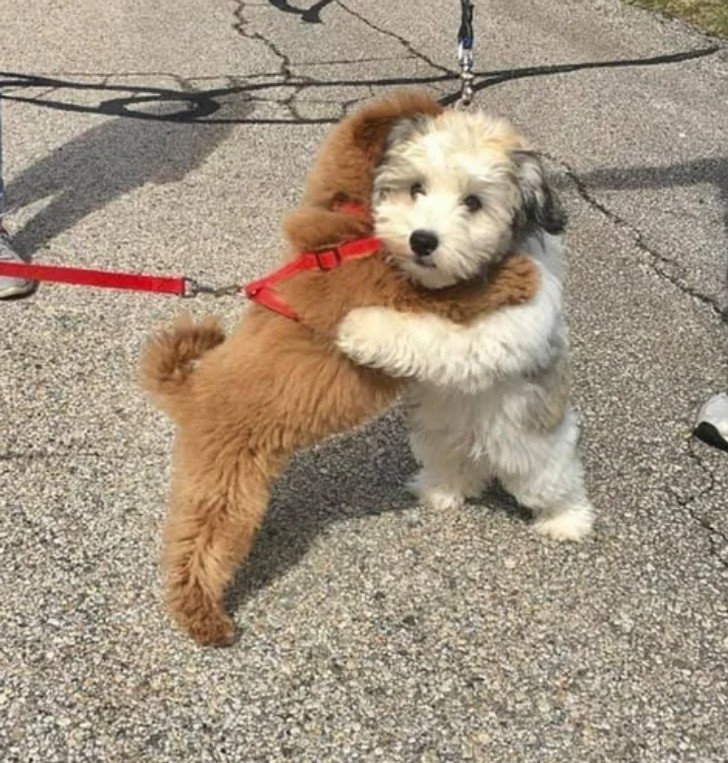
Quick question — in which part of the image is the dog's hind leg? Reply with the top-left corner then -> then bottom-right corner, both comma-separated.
496,413 -> 594,542
162,435 -> 280,646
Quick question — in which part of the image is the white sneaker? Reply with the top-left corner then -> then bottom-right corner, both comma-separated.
694,393 -> 728,452
0,225 -> 34,299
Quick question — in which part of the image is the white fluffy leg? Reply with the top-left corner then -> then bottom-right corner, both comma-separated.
407,469 -> 481,510
498,418 -> 595,542
533,501 -> 594,541
407,432 -> 483,511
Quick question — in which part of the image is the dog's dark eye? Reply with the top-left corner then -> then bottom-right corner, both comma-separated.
463,195 -> 483,212
410,182 -> 426,199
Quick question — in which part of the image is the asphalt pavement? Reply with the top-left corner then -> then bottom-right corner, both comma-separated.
1,1 -> 727,761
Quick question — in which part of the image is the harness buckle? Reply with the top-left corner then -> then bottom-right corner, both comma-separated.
314,248 -> 343,271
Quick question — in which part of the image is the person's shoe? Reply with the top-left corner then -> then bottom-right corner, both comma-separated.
0,224 -> 35,299
694,393 -> 728,452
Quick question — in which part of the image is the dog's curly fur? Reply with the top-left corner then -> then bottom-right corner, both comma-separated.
336,107 -> 595,541
140,91 -> 539,646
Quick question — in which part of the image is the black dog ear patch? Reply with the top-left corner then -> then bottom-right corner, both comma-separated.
512,150 -> 567,236
385,114 -> 430,151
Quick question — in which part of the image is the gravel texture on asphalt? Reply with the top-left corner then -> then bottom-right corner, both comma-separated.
1,1 -> 726,760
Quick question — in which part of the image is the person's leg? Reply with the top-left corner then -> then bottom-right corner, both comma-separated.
0,101 -> 34,299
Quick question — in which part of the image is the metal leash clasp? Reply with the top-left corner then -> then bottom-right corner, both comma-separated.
458,42 -> 474,108
457,0 -> 475,109
183,278 -> 241,298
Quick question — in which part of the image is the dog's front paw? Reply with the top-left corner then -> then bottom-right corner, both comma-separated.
407,472 -> 467,511
534,503 -> 594,542
336,307 -> 394,366
185,610 -> 236,647
168,589 -> 237,647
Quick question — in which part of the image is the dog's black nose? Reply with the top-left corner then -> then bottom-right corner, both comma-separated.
409,230 -> 439,258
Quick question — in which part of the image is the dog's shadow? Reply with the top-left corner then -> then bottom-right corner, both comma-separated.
225,407 -> 528,612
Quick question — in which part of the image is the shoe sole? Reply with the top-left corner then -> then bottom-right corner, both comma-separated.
0,282 -> 35,299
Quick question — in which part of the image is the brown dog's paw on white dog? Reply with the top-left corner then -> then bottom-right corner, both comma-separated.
140,91 -> 539,646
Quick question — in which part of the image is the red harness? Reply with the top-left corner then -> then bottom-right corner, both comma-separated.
0,202 -> 381,319
244,234 -> 380,320
244,199 -> 380,320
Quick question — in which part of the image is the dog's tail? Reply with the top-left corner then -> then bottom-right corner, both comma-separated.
140,314 -> 225,409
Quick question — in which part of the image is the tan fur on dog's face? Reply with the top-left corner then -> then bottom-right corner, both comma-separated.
373,109 -> 564,289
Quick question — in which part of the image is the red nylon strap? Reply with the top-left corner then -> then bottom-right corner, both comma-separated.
0,261 -> 188,295
0,202 -> 378,310
246,285 -> 299,321
243,235 -> 381,321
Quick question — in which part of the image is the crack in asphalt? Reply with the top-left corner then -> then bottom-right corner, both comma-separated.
549,154 -> 728,567
334,0 -> 455,76
550,155 -> 728,326
229,0 -> 455,123
232,0 -> 327,122
232,0 -> 295,78
678,443 -> 728,569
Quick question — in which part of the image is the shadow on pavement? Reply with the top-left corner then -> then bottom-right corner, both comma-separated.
225,411 -> 526,612
5,94 -> 252,259
267,0 -> 337,24
1,45 -> 718,125
581,157 -> 728,239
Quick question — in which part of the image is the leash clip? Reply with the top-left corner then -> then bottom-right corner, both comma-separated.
457,46 -> 475,108
183,278 -> 212,298
183,278 -> 240,298
210,283 -> 242,297
457,0 -> 475,108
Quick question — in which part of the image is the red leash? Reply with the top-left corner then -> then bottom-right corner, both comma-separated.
0,201 -> 380,318
0,260 -> 191,296
0,238 -> 382,316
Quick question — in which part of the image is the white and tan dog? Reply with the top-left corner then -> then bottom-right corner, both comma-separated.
337,108 -> 594,540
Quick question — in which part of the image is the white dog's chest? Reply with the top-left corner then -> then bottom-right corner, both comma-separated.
407,380 -> 528,456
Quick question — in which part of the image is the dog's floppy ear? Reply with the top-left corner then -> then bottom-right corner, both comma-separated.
512,150 -> 567,236
350,90 -> 442,163
385,114 -> 428,149
353,115 -> 401,163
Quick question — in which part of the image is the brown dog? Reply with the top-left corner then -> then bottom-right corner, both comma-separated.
141,91 -> 539,646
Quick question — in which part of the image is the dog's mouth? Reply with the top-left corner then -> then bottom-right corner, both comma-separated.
413,253 -> 437,269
